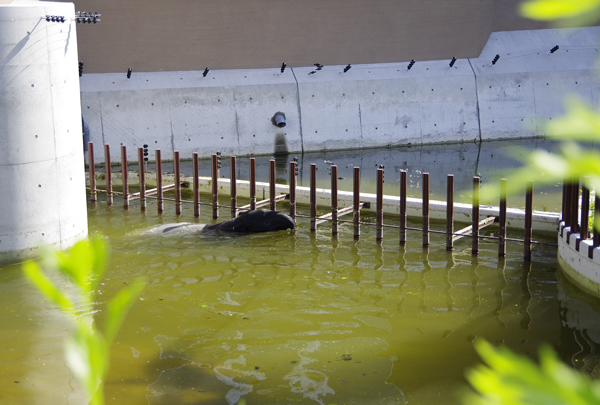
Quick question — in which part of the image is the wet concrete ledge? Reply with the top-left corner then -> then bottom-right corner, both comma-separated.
87,171 -> 561,234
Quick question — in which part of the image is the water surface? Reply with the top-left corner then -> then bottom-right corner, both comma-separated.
3,140 -> 600,404
2,197 -> 600,405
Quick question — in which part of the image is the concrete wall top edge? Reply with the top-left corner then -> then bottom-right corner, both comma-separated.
470,54 -> 599,75
471,28 -> 600,75
478,27 -> 600,58
81,58 -> 481,93
0,1 -> 72,13
0,1 -> 58,8
80,68 -> 298,92
294,60 -> 476,83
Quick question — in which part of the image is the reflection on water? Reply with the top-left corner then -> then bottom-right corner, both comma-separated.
557,274 -> 600,378
136,138 -> 572,210
2,197 -> 600,404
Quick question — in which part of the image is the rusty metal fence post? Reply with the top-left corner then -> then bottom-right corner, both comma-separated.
446,174 -> 454,251
121,145 -> 129,208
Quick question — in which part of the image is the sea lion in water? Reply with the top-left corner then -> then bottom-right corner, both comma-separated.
144,209 -> 296,236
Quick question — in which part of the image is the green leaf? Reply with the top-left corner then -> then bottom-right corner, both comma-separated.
465,340 -> 600,405
21,237 -> 140,405
89,237 -> 108,291
23,260 -> 75,314
520,0 -> 600,25
56,240 -> 92,291
546,97 -> 600,141
102,279 -> 145,344
65,323 -> 108,405
478,97 -> 600,203
53,238 -> 108,297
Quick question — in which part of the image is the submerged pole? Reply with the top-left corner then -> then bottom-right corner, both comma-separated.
331,165 -> 339,236
121,145 -> 129,209
138,147 -> 146,211
88,142 -> 97,203
174,151 -> 182,216
472,176 -> 480,255
269,159 -> 276,211
156,149 -> 163,213
376,167 -> 384,242
446,174 -> 454,251
104,144 -> 112,206
310,163 -> 317,232
231,156 -> 237,217
193,152 -> 200,217
353,167 -> 360,240
524,180 -> 533,260
399,170 -> 407,245
422,172 -> 430,247
250,158 -> 256,211
499,178 -> 507,258
212,154 -> 219,219
289,160 -> 297,219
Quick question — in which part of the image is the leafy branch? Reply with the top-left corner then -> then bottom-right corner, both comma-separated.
23,238 -> 144,405
465,340 -> 600,405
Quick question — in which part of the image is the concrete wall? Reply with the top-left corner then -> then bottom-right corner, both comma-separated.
43,0 -> 550,74
0,1 -> 88,264
472,28 -> 600,140
82,68 -> 302,162
81,27 -> 600,163
294,60 -> 480,151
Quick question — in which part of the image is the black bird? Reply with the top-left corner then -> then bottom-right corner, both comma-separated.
308,71 -> 316,75
344,64 -> 351,73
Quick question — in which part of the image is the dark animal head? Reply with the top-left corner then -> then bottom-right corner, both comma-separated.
203,210 -> 296,234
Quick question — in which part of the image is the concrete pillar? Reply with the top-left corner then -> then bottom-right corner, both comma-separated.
0,0 -> 88,264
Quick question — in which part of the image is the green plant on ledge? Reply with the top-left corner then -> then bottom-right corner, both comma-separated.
22,238 -> 144,405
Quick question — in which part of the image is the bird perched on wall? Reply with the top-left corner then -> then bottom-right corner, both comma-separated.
314,63 -> 323,70
308,71 -> 316,75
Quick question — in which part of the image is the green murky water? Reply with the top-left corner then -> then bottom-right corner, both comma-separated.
3,139 -> 600,404
3,194 -> 600,405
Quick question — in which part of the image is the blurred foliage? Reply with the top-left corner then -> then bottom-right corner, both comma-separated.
481,97 -> 600,201
465,340 -> 600,405
22,238 -> 144,405
466,1 -> 600,404
481,0 -> 600,208
520,0 -> 600,26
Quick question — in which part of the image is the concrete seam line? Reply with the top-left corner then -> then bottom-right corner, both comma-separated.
290,67 -> 304,154
467,58 -> 482,143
